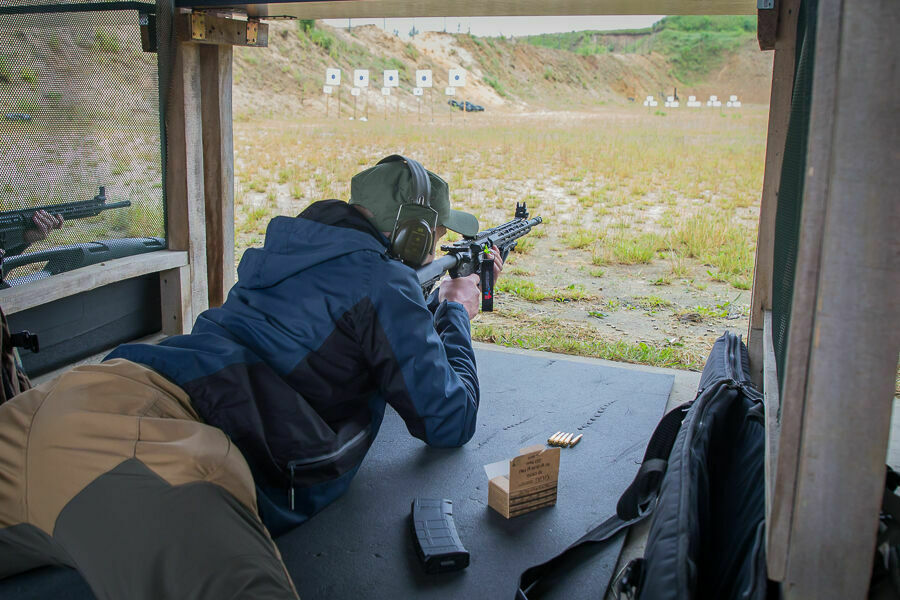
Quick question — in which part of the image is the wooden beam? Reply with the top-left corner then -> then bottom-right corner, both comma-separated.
0,251 -> 188,315
747,0 -> 801,388
160,265 -> 192,335
779,0 -> 900,597
166,41 -> 209,324
175,12 -> 268,47
200,44 -> 235,308
766,0 -> 834,581
32,332 -> 168,387
762,310 -> 780,542
214,0 -> 757,18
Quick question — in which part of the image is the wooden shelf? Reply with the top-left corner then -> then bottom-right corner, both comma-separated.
0,250 -> 188,315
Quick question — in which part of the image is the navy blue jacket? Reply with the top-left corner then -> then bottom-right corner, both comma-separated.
107,200 -> 479,534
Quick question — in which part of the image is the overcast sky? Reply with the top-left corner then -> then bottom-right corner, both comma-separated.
323,16 -> 664,39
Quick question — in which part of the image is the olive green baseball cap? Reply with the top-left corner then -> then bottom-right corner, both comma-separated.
349,159 -> 479,237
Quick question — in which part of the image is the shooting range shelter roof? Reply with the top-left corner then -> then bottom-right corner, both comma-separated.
176,0 -> 756,19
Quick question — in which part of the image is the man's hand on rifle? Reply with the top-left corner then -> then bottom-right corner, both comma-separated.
24,210 -> 64,245
438,245 -> 504,320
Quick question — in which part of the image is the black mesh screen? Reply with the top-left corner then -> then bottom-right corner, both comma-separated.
772,0 -> 817,393
0,2 -> 164,286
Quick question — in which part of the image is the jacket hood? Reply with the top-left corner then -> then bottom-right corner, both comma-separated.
236,200 -> 389,290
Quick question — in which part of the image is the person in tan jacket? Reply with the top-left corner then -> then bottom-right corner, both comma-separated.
0,156 -> 499,599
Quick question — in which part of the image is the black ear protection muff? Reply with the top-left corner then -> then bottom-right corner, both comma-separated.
379,154 -> 438,268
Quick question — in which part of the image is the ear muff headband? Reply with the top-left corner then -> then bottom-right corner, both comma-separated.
379,155 -> 438,267
377,154 -> 431,206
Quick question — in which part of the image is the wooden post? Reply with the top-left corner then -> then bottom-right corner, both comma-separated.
776,1 -> 900,596
165,41 -> 209,326
747,0 -> 801,387
159,265 -> 192,335
762,310 -> 780,537
200,44 -> 235,308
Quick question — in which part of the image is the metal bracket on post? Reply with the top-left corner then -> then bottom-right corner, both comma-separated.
191,11 -> 206,41
139,12 -> 157,52
757,0 -> 778,50
247,19 -> 259,45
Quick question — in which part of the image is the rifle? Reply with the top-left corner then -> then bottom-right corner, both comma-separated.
0,187 -> 131,253
2,237 -> 165,287
416,202 -> 542,312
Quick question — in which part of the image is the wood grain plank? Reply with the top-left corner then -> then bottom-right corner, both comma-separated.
747,0 -> 801,387
200,44 -> 235,308
0,251 -> 187,315
160,264 -> 192,336
166,42 -> 209,324
781,0 -> 900,596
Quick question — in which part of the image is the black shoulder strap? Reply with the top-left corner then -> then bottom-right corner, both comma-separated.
516,402 -> 691,600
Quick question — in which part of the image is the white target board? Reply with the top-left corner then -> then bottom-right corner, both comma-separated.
416,70 -> 433,88
325,68 -> 341,86
323,86 -> 333,95
382,87 -> 391,96
445,87 -> 456,96
354,70 -> 369,88
383,70 -> 399,87
413,87 -> 424,96
448,69 -> 466,87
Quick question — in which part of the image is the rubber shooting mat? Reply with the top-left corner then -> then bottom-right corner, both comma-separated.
0,347 -> 673,599
279,347 -> 674,599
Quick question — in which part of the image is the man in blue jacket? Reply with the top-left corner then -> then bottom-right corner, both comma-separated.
0,156 -> 500,599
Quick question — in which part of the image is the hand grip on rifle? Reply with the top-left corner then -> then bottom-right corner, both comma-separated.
480,244 -> 495,312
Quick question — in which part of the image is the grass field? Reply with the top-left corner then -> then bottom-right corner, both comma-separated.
233,105 -> 767,370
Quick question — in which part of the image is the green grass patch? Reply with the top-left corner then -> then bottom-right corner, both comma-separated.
553,283 -> 591,302
95,29 -> 121,53
472,317 -> 702,370
483,75 -> 508,98
310,28 -> 336,52
403,43 -> 420,61
610,233 -> 664,264
562,228 -> 598,249
16,99 -> 39,113
0,56 -> 12,83
241,206 -> 270,234
669,213 -> 754,289
635,295 -> 673,310
512,237 -> 535,254
277,166 -> 295,184
523,17 -> 755,83
496,277 -> 548,301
